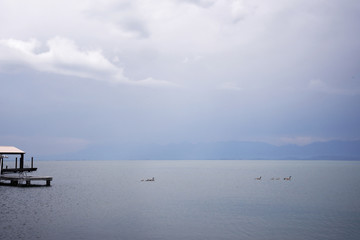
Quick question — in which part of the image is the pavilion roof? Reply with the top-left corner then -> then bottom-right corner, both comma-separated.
0,146 -> 25,154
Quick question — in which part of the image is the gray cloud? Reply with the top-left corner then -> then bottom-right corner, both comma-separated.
122,19 -> 150,38
180,0 -> 216,8
83,1 -> 150,39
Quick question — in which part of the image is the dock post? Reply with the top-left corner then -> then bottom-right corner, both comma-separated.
1,156 -> 3,174
15,157 -> 17,169
20,153 -> 24,169
31,157 -> 33,168
46,180 -> 51,186
26,180 -> 31,186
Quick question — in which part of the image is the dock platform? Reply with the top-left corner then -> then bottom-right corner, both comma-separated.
0,175 -> 53,187
1,167 -> 38,173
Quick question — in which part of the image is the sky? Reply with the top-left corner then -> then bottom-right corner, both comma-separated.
0,0 -> 360,156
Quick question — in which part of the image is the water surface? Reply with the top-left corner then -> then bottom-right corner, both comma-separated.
1,160 -> 359,240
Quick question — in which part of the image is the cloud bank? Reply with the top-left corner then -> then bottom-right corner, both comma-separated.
0,0 -> 359,154
0,36 -> 175,87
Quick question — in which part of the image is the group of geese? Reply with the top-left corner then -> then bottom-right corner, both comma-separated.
141,177 -> 155,182
255,176 -> 292,181
140,176 -> 291,182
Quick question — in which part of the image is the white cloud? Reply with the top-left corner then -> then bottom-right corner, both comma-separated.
0,36 -> 176,87
308,79 -> 360,96
183,55 -> 203,64
218,81 -> 244,91
230,0 -> 257,23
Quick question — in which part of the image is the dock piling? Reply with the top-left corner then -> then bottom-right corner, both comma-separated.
10,180 -> 18,186
20,153 -> 24,169
0,156 -> 3,174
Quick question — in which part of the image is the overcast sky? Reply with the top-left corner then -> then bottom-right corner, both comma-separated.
1,0 -> 359,156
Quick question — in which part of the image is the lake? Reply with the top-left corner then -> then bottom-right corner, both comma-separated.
1,160 -> 360,240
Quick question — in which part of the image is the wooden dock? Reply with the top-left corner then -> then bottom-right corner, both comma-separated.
1,146 -> 53,187
0,175 -> 53,187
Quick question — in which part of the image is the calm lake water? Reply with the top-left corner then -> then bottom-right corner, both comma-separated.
1,160 -> 360,240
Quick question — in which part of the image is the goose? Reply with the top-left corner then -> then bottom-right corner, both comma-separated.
255,176 -> 261,180
284,176 -> 292,180
146,177 -> 155,181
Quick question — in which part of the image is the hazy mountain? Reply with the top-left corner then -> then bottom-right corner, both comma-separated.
46,140 -> 360,160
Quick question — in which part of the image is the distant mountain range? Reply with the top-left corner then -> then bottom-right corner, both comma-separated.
46,139 -> 360,160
